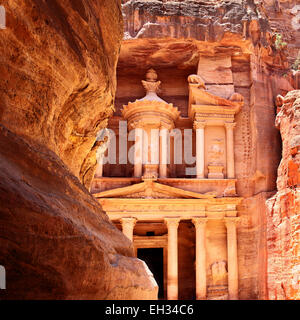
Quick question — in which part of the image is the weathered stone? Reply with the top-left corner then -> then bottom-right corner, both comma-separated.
0,125 -> 158,299
0,0 -> 123,189
0,0 -> 158,300
266,90 -> 300,300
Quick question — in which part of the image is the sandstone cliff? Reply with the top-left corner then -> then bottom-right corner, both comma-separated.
262,0 -> 300,300
1,0 -> 123,188
266,90 -> 300,300
0,0 -> 157,299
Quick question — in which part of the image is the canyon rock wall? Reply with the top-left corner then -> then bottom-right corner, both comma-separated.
263,0 -> 300,64
266,90 -> 300,300
263,0 -> 300,300
118,0 -> 298,299
0,0 -> 123,188
0,0 -> 158,299
262,0 -> 300,89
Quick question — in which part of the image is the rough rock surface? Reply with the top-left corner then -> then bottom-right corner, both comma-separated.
0,0 -> 158,299
122,0 -> 269,42
0,125 -> 157,299
266,90 -> 300,300
263,0 -> 300,65
0,0 -> 123,188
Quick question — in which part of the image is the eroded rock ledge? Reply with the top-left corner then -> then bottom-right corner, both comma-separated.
123,0 -> 269,44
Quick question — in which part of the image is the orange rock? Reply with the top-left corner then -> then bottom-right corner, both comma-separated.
0,0 -> 158,300
266,90 -> 300,300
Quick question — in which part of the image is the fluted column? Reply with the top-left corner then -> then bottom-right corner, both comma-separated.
192,218 -> 208,300
165,218 -> 180,300
225,122 -> 236,179
134,127 -> 143,177
121,218 -> 137,242
194,121 -> 206,178
225,217 -> 240,300
160,127 -> 169,178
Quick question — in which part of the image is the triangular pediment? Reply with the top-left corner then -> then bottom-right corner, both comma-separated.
93,180 -> 216,200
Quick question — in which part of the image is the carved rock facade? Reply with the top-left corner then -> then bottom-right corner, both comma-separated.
89,0 -> 300,300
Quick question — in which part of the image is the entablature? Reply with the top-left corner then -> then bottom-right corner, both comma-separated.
99,197 -> 242,222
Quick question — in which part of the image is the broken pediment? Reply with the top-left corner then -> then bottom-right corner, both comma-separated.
93,180 -> 216,200
188,75 -> 244,120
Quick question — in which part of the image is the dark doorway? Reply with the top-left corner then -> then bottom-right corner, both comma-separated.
137,248 -> 164,299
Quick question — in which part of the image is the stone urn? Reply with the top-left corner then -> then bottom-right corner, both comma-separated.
146,68 -> 158,82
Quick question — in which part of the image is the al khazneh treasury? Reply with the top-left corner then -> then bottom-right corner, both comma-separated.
91,61 -> 246,300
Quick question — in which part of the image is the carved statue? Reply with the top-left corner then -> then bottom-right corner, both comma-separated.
187,74 -> 206,90
208,139 -> 224,166
96,128 -> 110,163
211,260 -> 227,286
229,92 -> 244,103
146,68 -> 158,82
142,69 -> 161,94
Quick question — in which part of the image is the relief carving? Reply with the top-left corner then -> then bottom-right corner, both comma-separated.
188,74 -> 206,90
208,139 -> 225,179
208,139 -> 224,165
211,260 -> 228,286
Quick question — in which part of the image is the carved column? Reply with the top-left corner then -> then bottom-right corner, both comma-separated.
165,218 -> 180,300
151,126 -> 160,166
192,218 -> 208,300
134,127 -> 143,178
121,217 -> 137,242
225,122 -> 236,179
194,121 -> 206,178
160,127 -> 169,178
225,217 -> 239,300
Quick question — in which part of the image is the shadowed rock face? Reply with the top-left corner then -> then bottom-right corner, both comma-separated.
0,0 -> 158,299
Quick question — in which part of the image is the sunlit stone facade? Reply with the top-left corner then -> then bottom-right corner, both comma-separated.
91,65 -> 244,300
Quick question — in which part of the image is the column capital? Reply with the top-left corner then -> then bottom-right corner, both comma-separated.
129,120 -> 144,130
160,121 -> 173,131
120,217 -> 137,227
193,121 -> 206,130
224,122 -> 236,130
164,217 -> 181,228
224,217 -> 240,228
192,217 -> 208,227
142,122 -> 161,130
